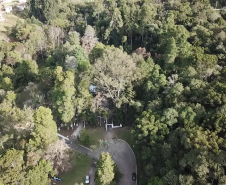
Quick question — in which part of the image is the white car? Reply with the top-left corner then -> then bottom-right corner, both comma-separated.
85,175 -> 90,184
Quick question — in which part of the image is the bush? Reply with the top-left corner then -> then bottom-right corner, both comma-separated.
112,164 -> 123,184
79,130 -> 90,147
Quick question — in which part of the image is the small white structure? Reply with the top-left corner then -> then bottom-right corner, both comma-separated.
0,13 -> 5,21
18,0 -> 26,3
89,84 -> 97,93
105,119 -> 122,131
5,6 -> 12,13
105,123 -> 122,131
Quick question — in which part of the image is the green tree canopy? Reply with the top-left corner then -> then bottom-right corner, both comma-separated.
92,47 -> 139,107
29,0 -> 60,22
95,152 -> 115,185
51,66 -> 76,124
29,106 -> 57,149
0,149 -> 25,185
23,159 -> 54,185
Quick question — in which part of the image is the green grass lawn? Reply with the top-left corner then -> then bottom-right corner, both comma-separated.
83,126 -> 106,149
58,151 -> 92,185
115,127 -> 135,147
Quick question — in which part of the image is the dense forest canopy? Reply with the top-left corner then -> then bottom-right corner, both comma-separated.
1,0 -> 226,184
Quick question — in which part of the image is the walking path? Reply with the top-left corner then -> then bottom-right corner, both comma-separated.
71,123 -> 83,139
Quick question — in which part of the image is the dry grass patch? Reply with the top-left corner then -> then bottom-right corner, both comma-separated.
0,12 -> 24,40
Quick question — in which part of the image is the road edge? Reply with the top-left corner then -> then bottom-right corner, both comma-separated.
117,139 -> 137,185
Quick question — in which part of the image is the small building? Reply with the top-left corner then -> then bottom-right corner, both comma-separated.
18,0 -> 26,3
89,84 -> 97,93
5,6 -> 12,13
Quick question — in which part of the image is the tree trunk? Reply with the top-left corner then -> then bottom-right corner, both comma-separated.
105,82 -> 114,99
85,16 -> 87,26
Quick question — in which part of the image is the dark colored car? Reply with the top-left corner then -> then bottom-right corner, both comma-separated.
132,173 -> 136,181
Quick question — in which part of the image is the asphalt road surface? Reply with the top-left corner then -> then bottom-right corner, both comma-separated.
99,139 -> 137,185
58,135 -> 136,185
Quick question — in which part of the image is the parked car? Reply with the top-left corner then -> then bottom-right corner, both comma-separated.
132,173 -> 136,181
85,175 -> 90,184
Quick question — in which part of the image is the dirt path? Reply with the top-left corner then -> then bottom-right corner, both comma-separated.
71,123 -> 83,139
104,129 -> 114,140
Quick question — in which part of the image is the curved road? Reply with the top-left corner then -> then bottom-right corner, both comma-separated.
58,134 -> 136,185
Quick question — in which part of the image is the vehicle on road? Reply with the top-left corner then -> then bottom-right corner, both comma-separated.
132,173 -> 136,181
85,175 -> 90,184
53,177 -> 62,181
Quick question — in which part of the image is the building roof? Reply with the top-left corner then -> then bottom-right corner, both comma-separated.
89,84 -> 97,93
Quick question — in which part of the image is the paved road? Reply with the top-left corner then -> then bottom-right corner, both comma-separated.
58,135 -> 136,185
64,139 -> 100,161
99,139 -> 136,185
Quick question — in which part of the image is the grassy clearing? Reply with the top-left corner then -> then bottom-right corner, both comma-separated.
84,126 -> 106,149
115,127 -> 135,147
0,12 -> 25,40
58,151 -> 92,185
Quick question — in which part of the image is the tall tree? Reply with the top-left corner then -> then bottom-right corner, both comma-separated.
104,7 -> 123,43
52,66 -> 76,124
139,1 -> 157,42
0,149 -> 25,185
81,25 -> 99,54
29,0 -> 60,22
136,109 -> 169,145
23,159 -> 54,185
29,106 -> 57,149
163,38 -> 177,65
92,47 -> 138,107
95,152 -> 115,185
15,60 -> 39,86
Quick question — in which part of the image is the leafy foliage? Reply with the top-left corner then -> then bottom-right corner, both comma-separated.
51,66 -> 76,124
92,47 -> 139,107
0,149 -> 25,185
95,152 -> 115,185
79,130 -> 90,147
29,106 -> 57,149
2,0 -> 226,184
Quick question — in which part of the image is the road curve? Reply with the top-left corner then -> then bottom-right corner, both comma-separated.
58,134 -> 136,185
99,139 -> 137,185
